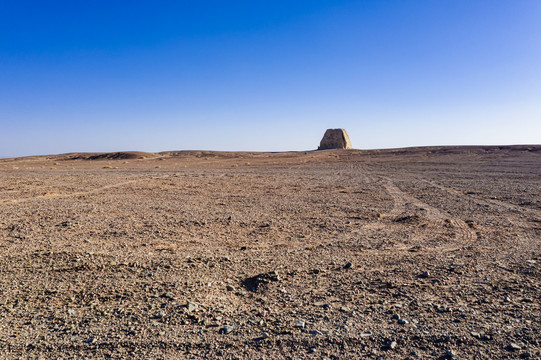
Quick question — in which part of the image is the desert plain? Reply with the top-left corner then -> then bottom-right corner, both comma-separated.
0,146 -> 539,359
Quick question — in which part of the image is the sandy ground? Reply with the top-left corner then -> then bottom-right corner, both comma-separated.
0,146 -> 539,359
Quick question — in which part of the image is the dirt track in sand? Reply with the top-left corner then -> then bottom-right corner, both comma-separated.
0,146 -> 540,359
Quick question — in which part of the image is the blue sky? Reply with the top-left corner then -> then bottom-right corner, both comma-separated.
1,1 -> 540,157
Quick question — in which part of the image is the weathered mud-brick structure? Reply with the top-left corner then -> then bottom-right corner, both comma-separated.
318,129 -> 353,150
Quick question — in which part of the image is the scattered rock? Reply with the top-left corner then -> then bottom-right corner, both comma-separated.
161,292 -> 175,300
187,302 -> 198,313
242,271 -> 280,292
293,320 -> 305,328
507,343 -> 521,351
219,325 -> 235,335
386,341 -> 397,350
226,285 -> 235,291
418,271 -> 430,278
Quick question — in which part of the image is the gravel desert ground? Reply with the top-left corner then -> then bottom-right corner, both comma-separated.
0,146 -> 540,359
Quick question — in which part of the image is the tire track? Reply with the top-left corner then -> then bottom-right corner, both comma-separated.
420,179 -> 541,218
0,180 -> 140,205
380,176 -> 477,243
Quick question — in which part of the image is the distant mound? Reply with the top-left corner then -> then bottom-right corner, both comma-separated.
68,152 -> 155,160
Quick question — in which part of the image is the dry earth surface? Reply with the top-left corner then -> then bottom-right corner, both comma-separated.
0,146 -> 540,359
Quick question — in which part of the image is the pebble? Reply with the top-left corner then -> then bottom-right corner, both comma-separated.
162,292 -> 175,300
310,330 -> 323,335
220,325 -> 235,335
507,343 -> 521,351
398,319 -> 409,325
471,331 -> 481,339
387,341 -> 397,350
293,320 -> 305,328
187,302 -> 198,313
155,312 -> 166,318
419,271 -> 430,278
343,262 -> 353,269
226,285 -> 235,291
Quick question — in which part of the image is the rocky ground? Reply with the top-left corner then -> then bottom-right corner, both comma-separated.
0,146 -> 539,359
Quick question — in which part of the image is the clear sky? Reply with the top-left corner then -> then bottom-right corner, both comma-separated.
1,1 -> 540,157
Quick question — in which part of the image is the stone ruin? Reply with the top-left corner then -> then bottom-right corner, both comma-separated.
318,129 -> 353,150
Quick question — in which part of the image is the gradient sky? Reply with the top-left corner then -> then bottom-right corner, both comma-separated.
1,1 -> 540,157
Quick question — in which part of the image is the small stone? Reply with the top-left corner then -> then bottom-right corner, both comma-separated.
343,262 -> 353,269
419,271 -> 430,278
392,314 -> 401,320
471,331 -> 481,339
360,331 -> 372,337
310,329 -> 323,335
261,332 -> 269,339
293,320 -> 305,328
387,341 -> 397,350
162,292 -> 175,300
446,350 -> 457,359
507,343 -> 521,351
155,312 -> 166,319
220,325 -> 235,335
226,285 -> 235,291
398,319 -> 409,325
187,302 -> 198,313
